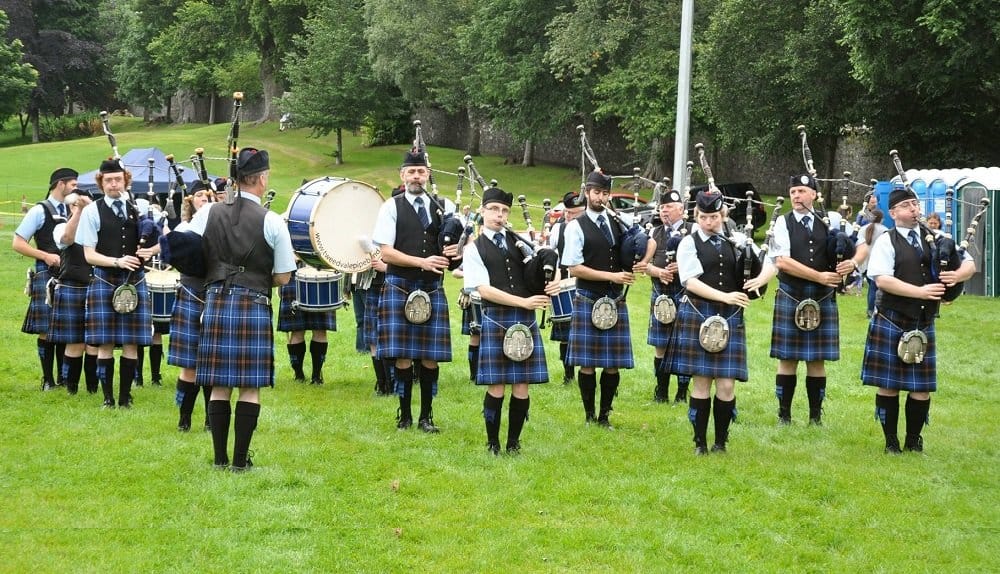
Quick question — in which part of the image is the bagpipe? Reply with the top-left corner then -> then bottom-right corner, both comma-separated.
889,149 -> 989,302
576,125 -> 652,286
695,142 -> 768,299
798,125 -> 857,271
412,121 -> 464,266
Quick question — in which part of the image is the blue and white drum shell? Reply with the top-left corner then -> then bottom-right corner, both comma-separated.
550,277 -> 576,323
147,269 -> 179,322
294,266 -> 345,312
285,176 -> 384,273
470,290 -> 483,334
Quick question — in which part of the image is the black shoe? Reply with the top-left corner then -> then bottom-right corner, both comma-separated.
885,444 -> 903,454
585,411 -> 596,424
134,379 -> 144,388
417,418 -> 440,433
809,408 -> 823,426
293,370 -> 306,382
396,416 -> 413,430
674,387 -> 688,403
118,395 -> 133,409
41,379 -> 56,391
310,375 -> 324,385
66,386 -> 78,396
178,413 -> 192,432
904,435 -> 924,453
506,441 -> 521,455
778,408 -> 792,425
102,398 -> 115,409
487,442 -> 501,456
711,443 -> 727,453
653,386 -> 669,403
231,453 -> 254,473
86,385 -> 98,394
151,376 -> 162,386
562,374 -> 575,385
203,419 -> 211,432
213,462 -> 229,470
596,417 -> 613,429
694,445 -> 708,455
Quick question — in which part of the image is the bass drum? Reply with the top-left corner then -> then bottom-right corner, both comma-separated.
285,176 -> 384,273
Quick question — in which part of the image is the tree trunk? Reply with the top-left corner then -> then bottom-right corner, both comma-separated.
142,107 -> 150,122
644,137 -> 672,181
208,92 -> 216,125
166,99 -> 172,123
465,108 -> 481,156
521,139 -> 534,167
30,108 -> 39,143
335,128 -> 343,165
18,111 -> 28,138
258,58 -> 283,123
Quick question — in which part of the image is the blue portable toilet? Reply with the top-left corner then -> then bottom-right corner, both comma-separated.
874,180 -> 901,228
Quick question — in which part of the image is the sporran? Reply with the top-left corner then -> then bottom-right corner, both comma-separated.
897,329 -> 928,364
112,283 -> 139,314
502,323 -> 534,362
653,294 -> 677,325
404,289 -> 432,324
591,296 -> 619,330
698,315 -> 730,353
794,298 -> 821,331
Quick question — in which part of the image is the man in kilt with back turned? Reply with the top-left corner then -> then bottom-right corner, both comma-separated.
546,190 -> 586,385
372,151 -> 458,433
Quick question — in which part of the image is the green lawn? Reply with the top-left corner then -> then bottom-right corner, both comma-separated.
0,121 -> 998,572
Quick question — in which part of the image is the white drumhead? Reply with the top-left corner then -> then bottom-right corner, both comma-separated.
301,177 -> 384,273
297,265 -> 342,281
146,269 -> 180,289
560,277 -> 577,291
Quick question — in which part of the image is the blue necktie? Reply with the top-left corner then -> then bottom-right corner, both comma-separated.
709,235 -> 722,251
597,214 -> 614,245
57,203 -> 66,218
908,229 -> 923,256
493,232 -> 507,253
414,196 -> 430,229
113,199 -> 125,221
801,215 -> 812,232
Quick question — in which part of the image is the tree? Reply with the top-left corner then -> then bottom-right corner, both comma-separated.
105,0 -> 173,121
283,0 -> 405,163
836,0 -> 1000,166
237,0 -> 310,122
0,10 -> 37,126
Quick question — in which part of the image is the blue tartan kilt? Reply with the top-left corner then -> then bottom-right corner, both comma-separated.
861,308 -> 937,392
363,285 -> 382,348
769,282 -> 840,361
167,285 -> 204,369
47,281 -> 88,343
84,268 -> 153,346
196,284 -> 275,388
21,264 -> 52,334
549,319 -> 570,342
277,280 -> 337,332
475,304 -> 549,385
674,296 -> 749,381
376,275 -> 452,362
565,289 -> 634,369
646,288 -> 682,348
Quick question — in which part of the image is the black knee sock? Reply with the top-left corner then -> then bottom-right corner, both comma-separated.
805,376 -> 826,417
560,343 -> 573,379
689,397 -> 711,449
177,379 -> 199,427
372,355 -> 387,392
578,371 -> 597,419
776,373 -> 797,419
118,357 -> 136,406
133,346 -> 145,384
233,401 -> 261,468
418,366 -> 439,421
201,386 -> 213,428
507,396 -> 530,449
674,375 -> 690,402
905,395 -> 930,443
309,341 -> 328,381
54,343 -> 66,384
149,344 -> 163,381
653,357 -> 670,400
63,355 -> 83,393
468,344 -> 480,381
38,339 -> 54,384
207,400 -> 232,465
598,371 -> 620,419
287,342 -> 306,379
713,396 -> 736,447
84,353 -> 98,393
875,394 -> 900,450
396,365 -> 414,421
483,393 -> 504,447
97,358 -> 115,402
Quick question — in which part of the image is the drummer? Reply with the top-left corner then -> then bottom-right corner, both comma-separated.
546,190 -> 586,384
277,259 -> 336,385
463,187 -> 561,454
372,150 -> 459,433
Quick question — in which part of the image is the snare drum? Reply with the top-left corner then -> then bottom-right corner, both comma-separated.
469,291 -> 483,334
550,278 -> 576,323
146,269 -> 180,322
294,266 -> 345,312
285,177 -> 384,273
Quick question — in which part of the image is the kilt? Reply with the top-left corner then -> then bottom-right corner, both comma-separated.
549,319 -> 570,342
376,275 -> 452,362
475,304 -> 549,385
84,268 -> 153,346
861,308 -> 937,392
769,282 -> 840,361
646,286 -> 683,348
363,286 -> 381,348
196,284 -> 275,388
167,285 -> 205,369
460,304 -> 472,336
277,280 -> 337,332
21,263 -> 52,334
565,288 -> 634,369
673,295 -> 749,381
47,281 -> 89,343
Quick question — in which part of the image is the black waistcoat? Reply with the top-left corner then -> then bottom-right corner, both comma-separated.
203,198 -> 274,293
777,212 -> 831,291
576,213 -> 623,295
57,243 -> 92,285
476,231 -> 532,298
95,199 -> 139,265
386,195 -> 443,282
34,201 -> 61,255
693,234 -> 742,294
650,221 -> 689,290
876,229 -> 939,322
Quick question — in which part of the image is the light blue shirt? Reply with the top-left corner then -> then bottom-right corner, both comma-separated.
560,208 -> 634,268
372,191 -> 455,248
677,227 -> 753,286
188,194 -> 297,274
867,225 -> 971,280
771,209 -> 843,259
14,197 -> 64,242
76,194 -> 133,248
463,227 -> 503,290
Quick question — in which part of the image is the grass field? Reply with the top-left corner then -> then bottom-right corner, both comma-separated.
0,121 -> 998,572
